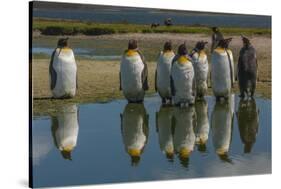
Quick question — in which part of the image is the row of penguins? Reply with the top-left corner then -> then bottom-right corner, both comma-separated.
49,28 -> 258,104
48,97 -> 259,167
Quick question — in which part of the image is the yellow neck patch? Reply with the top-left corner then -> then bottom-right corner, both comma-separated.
126,50 -> 138,56
179,148 -> 191,158
128,148 -> 141,157
178,56 -> 191,64
60,47 -> 72,52
214,48 -> 226,53
62,145 -> 73,152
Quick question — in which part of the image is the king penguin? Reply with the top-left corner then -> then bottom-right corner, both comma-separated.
194,98 -> 209,152
237,35 -> 258,98
49,38 -> 77,98
156,105 -> 175,160
120,39 -> 149,103
120,103 -> 149,166
171,43 -> 195,106
51,104 -> 79,160
211,38 -> 235,101
211,94 -> 234,162
191,41 -> 209,99
173,106 -> 196,168
155,41 -> 175,104
236,98 -> 259,153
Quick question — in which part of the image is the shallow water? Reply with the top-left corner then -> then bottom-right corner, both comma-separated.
32,94 -> 271,188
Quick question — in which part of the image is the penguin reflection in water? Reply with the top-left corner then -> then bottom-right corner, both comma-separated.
191,41 -> 209,99
49,38 -> 78,98
237,35 -> 258,99
173,106 -> 196,167
155,41 -> 175,105
211,38 -> 235,101
120,103 -> 149,166
211,94 -> 234,163
171,43 -> 195,107
120,40 -> 149,103
236,98 -> 259,153
51,104 -> 79,160
156,105 -> 175,161
194,99 -> 209,152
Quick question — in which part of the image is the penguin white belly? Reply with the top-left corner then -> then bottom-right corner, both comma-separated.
192,53 -> 209,96
122,113 -> 146,151
195,100 -> 209,144
157,107 -> 174,154
171,61 -> 195,104
211,96 -> 234,154
121,55 -> 144,102
173,107 -> 196,153
52,49 -> 77,98
211,50 -> 234,97
157,52 -> 175,98
55,105 -> 79,151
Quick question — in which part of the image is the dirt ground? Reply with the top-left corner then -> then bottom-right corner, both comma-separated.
32,33 -> 271,116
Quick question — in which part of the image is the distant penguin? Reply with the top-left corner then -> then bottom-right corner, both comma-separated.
120,39 -> 149,103
155,41 -> 175,104
49,38 -> 77,98
211,94 -> 234,162
211,27 -> 224,53
191,41 -> 209,99
173,106 -> 196,167
120,103 -> 149,166
194,99 -> 209,152
237,35 -> 258,98
171,43 -> 195,106
156,105 -> 175,160
51,104 -> 79,160
236,98 -> 259,153
211,38 -> 235,100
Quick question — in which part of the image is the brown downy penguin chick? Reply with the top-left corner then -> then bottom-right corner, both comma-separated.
237,35 -> 258,98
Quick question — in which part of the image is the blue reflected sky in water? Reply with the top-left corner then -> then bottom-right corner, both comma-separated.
32,95 -> 271,188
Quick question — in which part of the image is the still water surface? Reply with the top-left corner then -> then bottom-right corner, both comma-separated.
32,94 -> 271,188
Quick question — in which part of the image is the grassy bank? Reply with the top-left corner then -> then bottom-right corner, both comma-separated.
33,18 -> 271,36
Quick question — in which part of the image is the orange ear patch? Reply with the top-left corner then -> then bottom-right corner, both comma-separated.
126,50 -> 138,56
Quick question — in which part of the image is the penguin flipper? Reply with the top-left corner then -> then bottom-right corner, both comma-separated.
170,76 -> 175,96
137,50 -> 149,91
119,71 -> 122,90
155,70 -> 157,92
49,50 -> 57,90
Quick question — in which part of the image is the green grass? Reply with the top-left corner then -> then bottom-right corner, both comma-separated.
33,18 -> 271,36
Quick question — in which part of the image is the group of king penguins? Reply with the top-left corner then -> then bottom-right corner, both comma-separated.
48,27 -> 259,164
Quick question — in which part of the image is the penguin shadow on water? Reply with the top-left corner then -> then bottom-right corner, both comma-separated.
155,105 -> 175,162
236,98 -> 259,153
51,104 -> 79,161
172,105 -> 196,168
211,95 -> 235,164
120,103 -> 149,166
194,98 -> 210,153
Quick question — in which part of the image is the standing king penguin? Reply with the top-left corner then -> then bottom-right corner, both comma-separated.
191,41 -> 209,99
120,39 -> 149,103
171,43 -> 195,106
155,41 -> 175,104
211,38 -> 235,101
49,38 -> 77,98
237,35 -> 258,98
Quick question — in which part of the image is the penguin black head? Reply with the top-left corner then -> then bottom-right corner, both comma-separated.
212,26 -> 219,32
195,41 -> 208,51
61,150 -> 72,161
57,37 -> 69,48
128,39 -> 138,50
177,43 -> 188,56
163,41 -> 172,51
130,155 -> 141,166
218,38 -> 232,49
241,35 -> 251,48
